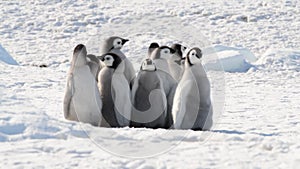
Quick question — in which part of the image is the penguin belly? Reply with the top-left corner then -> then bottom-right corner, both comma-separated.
172,68 -> 200,129
172,66 -> 213,130
71,66 -> 102,126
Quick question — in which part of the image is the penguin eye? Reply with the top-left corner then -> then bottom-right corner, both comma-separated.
117,41 -> 121,45
105,56 -> 110,60
164,50 -> 169,54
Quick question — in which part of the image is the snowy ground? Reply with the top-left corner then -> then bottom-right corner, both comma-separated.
0,0 -> 299,168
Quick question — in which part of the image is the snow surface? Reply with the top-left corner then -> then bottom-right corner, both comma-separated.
0,0 -> 300,168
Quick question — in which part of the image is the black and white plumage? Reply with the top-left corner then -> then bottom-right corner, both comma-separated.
168,43 -> 187,81
172,47 -> 213,130
100,36 -> 136,86
149,46 -> 177,128
97,53 -> 131,127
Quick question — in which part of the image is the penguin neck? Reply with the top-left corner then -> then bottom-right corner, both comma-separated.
184,57 -> 193,69
176,50 -> 183,58
185,60 -> 207,76
110,49 -> 126,59
72,54 -> 87,67
114,60 -> 125,73
147,51 -> 152,58
148,48 -> 156,57
153,59 -> 171,74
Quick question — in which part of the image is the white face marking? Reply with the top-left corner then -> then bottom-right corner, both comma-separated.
113,38 -> 123,49
160,48 -> 172,59
103,55 -> 114,66
188,49 -> 201,64
141,60 -> 156,71
181,45 -> 187,53
181,46 -> 188,57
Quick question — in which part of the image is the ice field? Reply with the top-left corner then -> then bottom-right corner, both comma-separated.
0,0 -> 299,168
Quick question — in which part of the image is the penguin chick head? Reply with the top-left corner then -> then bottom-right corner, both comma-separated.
186,47 -> 202,66
171,43 -> 187,65
73,44 -> 87,66
99,53 -> 122,69
171,43 -> 187,58
106,36 -> 129,51
148,42 -> 160,57
141,59 -> 156,71
149,42 -> 160,49
113,37 -> 129,49
150,46 -> 175,60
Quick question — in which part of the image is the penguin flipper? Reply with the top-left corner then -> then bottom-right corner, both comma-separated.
63,74 -> 75,120
87,61 -> 100,80
174,59 -> 182,65
166,78 -> 177,128
87,54 -> 100,64
172,79 -> 193,129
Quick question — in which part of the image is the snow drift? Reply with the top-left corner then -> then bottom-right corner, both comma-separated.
203,45 -> 257,73
0,44 -> 18,65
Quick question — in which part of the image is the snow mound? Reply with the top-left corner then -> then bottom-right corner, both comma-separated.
203,45 -> 257,73
256,48 -> 300,72
0,44 -> 18,65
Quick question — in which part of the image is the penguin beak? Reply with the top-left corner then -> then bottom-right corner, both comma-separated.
122,39 -> 129,45
97,54 -> 105,61
170,48 -> 176,54
196,53 -> 202,59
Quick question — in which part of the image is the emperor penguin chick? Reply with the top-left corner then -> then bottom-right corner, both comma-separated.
131,59 -> 168,128
63,44 -> 103,126
100,36 -> 136,87
149,46 -> 178,128
172,47 -> 213,130
97,53 -> 131,127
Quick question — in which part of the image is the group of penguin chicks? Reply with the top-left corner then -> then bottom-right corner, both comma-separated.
63,36 -> 213,131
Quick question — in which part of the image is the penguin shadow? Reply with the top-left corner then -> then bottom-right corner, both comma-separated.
211,130 -> 245,135
211,129 -> 278,137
